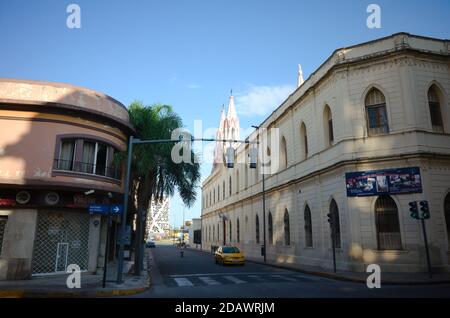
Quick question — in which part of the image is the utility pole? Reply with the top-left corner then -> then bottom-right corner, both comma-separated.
116,135 -> 259,284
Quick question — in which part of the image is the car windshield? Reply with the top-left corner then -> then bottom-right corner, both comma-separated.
222,247 -> 240,253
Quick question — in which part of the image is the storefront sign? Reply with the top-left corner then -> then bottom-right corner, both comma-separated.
88,204 -> 110,215
346,167 -> 422,197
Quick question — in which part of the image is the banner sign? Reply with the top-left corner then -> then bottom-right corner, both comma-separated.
345,167 -> 422,197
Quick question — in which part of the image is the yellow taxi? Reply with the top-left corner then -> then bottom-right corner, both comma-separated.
214,246 -> 245,266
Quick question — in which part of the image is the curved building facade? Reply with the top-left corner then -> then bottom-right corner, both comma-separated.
201,33 -> 450,273
0,79 -> 133,279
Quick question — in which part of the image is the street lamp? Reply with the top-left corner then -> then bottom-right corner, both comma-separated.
252,125 -> 267,263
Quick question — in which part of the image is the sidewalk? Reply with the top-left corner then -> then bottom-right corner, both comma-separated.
188,247 -> 450,285
0,250 -> 151,298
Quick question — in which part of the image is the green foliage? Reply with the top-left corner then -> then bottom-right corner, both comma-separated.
122,101 -> 201,211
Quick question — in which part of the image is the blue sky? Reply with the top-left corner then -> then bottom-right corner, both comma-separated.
0,0 -> 448,227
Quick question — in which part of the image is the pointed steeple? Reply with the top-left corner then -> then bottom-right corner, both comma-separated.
225,90 -> 240,148
212,105 -> 227,169
297,64 -> 304,87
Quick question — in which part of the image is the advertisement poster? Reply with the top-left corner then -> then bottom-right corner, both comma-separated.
346,167 -> 422,197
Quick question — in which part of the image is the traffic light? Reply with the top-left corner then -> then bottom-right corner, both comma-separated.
249,148 -> 258,169
420,200 -> 430,219
409,201 -> 419,219
327,213 -> 334,225
225,146 -> 235,168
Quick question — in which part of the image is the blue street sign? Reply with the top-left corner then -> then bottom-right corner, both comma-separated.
89,204 -> 110,215
110,204 -> 124,215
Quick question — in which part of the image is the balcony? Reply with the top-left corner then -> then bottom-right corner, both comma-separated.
53,159 -> 122,180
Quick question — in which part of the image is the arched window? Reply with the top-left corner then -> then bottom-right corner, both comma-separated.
223,180 -> 226,199
237,218 -> 240,243
280,136 -> 288,170
445,194 -> 450,246
268,212 -> 273,245
229,176 -> 232,196
428,85 -> 444,132
236,170 -> 240,194
329,199 -> 341,248
304,205 -> 313,247
213,188 -> 216,204
244,164 -> 248,189
218,185 -> 220,201
300,123 -> 308,159
365,87 -> 389,136
375,196 -> 402,250
229,220 -> 232,242
284,209 -> 290,246
213,225 -> 215,242
255,215 -> 260,244
323,105 -> 334,146
217,223 -> 220,242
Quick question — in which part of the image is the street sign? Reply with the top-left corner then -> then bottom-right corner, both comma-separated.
110,204 -> 123,215
88,204 -> 110,215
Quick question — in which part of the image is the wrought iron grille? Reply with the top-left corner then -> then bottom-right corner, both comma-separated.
0,217 -> 7,256
32,210 -> 90,275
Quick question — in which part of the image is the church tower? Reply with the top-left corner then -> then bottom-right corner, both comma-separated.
212,91 -> 240,170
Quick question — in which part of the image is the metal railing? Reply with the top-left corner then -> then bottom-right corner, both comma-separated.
53,159 -> 121,180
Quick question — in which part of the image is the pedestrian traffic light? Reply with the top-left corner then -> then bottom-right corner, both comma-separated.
409,201 -> 419,219
420,200 -> 430,219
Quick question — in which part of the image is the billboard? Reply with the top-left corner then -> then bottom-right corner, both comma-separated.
345,167 -> 422,197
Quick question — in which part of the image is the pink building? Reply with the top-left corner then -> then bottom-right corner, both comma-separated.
0,78 -> 133,280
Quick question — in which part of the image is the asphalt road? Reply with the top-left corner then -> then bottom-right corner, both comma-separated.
133,243 -> 450,298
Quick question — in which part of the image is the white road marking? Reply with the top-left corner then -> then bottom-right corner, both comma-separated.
174,277 -> 194,287
294,274 -> 323,282
223,275 -> 246,284
270,274 -> 298,282
198,276 -> 221,285
170,272 -> 292,277
247,275 -> 265,281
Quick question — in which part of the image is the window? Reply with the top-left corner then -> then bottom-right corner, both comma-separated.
236,170 -> 240,194
0,216 -> 7,256
365,88 -> 389,136
428,85 -> 444,132
268,212 -> 273,245
213,225 -> 215,242
444,194 -> 450,246
218,185 -> 220,201
229,221 -> 232,242
54,137 -> 120,179
255,215 -> 260,244
237,218 -> 240,243
280,136 -> 288,170
229,176 -> 232,196
304,205 -> 313,247
329,199 -> 341,248
300,123 -> 308,159
284,209 -> 290,246
217,223 -> 220,242
213,188 -> 216,204
375,196 -> 402,250
223,180 -> 226,199
324,105 -> 334,146
58,139 -> 76,170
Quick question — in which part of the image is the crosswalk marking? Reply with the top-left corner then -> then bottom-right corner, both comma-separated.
247,275 -> 265,281
223,275 -> 246,284
174,277 -> 194,287
270,274 -> 298,282
294,274 -> 323,282
198,276 -> 221,285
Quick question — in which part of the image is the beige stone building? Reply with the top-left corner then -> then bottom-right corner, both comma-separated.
201,33 -> 450,273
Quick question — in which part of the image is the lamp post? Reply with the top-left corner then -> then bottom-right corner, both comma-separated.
252,125 -> 266,263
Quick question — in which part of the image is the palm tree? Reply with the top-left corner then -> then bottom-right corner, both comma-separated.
118,101 -> 200,270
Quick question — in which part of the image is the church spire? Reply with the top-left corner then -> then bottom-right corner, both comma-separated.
297,64 -> 304,87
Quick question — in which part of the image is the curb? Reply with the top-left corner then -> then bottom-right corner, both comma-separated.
0,286 -> 150,298
188,247 -> 450,286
